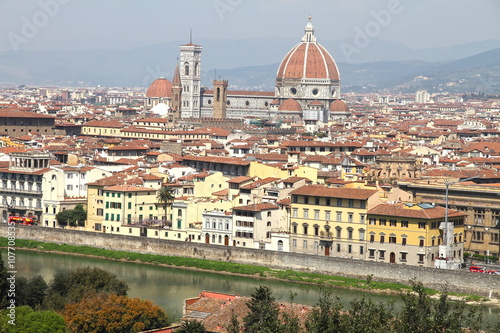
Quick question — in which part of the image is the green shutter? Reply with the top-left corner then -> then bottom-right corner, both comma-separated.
105,202 -> 109,208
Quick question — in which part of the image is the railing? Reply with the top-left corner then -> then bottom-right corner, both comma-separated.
320,230 -> 333,240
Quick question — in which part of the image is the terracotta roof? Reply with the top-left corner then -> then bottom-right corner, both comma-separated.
330,99 -> 349,111
227,176 -> 253,184
369,203 -> 467,219
104,184 -> 153,192
278,98 -> 302,112
146,77 -> 173,98
0,109 -> 56,119
181,155 -> 250,166
277,27 -> 339,81
239,177 -> 280,190
232,202 -> 279,212
290,185 -> 378,199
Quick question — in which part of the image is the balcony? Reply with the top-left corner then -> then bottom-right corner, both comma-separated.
320,230 -> 333,240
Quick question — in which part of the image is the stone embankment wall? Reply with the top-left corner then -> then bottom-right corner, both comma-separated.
2,225 -> 499,298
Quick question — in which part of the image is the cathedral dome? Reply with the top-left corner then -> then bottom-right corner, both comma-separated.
278,98 -> 302,112
276,21 -> 339,82
146,77 -> 172,98
329,99 -> 349,112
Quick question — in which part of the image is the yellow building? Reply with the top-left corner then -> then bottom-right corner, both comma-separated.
248,161 -> 318,183
367,203 -> 466,267
289,185 -> 380,258
101,184 -> 160,234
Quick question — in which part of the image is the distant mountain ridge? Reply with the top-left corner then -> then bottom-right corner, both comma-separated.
0,38 -> 499,93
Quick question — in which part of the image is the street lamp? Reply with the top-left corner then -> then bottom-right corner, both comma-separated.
436,175 -> 478,269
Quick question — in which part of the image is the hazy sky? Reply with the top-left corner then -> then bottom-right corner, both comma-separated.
0,0 -> 498,52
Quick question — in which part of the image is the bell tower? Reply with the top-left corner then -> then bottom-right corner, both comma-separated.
179,33 -> 202,119
212,80 -> 228,119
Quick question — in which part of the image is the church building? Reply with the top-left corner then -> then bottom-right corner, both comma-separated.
145,19 -> 350,126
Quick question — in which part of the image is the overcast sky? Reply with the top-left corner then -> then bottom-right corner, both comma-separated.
0,0 -> 498,53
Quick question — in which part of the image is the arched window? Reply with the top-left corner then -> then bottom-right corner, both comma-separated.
184,62 -> 189,75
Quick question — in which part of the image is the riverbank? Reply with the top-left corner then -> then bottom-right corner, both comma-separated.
2,237 -> 498,308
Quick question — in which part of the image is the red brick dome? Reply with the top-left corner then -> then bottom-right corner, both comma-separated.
278,98 -> 302,112
329,99 -> 349,112
146,77 -> 172,98
277,21 -> 339,82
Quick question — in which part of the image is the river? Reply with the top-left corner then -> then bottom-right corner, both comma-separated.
2,249 -> 499,325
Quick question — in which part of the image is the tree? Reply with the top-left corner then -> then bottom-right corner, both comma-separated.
342,297 -> 395,333
0,306 -> 67,333
243,285 -> 283,333
157,186 -> 174,226
64,292 -> 169,333
15,275 -> 47,309
394,279 -> 483,333
305,287 -> 343,333
176,319 -> 207,333
55,204 -> 87,227
226,310 -> 242,333
0,254 -> 9,308
45,266 -> 128,310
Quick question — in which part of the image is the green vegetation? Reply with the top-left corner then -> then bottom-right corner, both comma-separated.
233,282 -> 498,333
464,252 -> 499,264
55,204 -> 87,227
1,259 -> 169,333
0,306 -> 67,333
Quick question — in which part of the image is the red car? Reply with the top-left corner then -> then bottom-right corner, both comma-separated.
469,266 -> 485,273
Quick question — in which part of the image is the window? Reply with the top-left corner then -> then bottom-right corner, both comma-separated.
314,225 -> 319,236
303,240 -> 308,249
348,245 -> 352,253
304,196 -> 309,204
379,219 -> 386,226
370,234 -> 375,243
292,239 -> 297,248
336,228 -> 342,238
348,199 -> 354,208
418,222 -> 426,229
419,238 -> 424,247
293,208 -> 298,218
337,244 -> 341,252
292,223 -> 297,234
325,210 -> 331,221
401,220 -> 408,228
359,229 -> 365,241
389,235 -> 396,243
315,197 -> 320,205
360,201 -> 366,209
402,237 -> 407,246
418,254 -> 425,263
303,224 -> 308,235
369,249 -> 375,258
128,202 -> 132,209
97,208 -> 103,216
379,250 -> 385,260
360,246 -> 364,255
336,211 -> 342,222
360,214 -> 365,224
337,199 -> 342,207
347,228 -> 353,240
67,185 -> 73,191
380,235 -> 385,243
369,218 -> 376,225
314,241 -> 319,250
326,199 -> 331,206
401,252 -> 407,261
348,213 -> 353,223
303,209 -> 309,219
314,210 -> 319,220
390,219 -> 397,227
